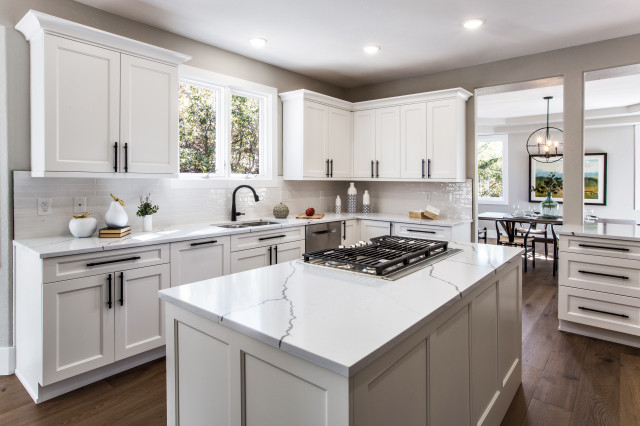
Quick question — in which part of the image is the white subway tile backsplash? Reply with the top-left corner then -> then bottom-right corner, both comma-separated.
12,172 -> 472,239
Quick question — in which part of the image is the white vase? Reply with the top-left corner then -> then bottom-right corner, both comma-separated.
347,183 -> 357,214
104,201 -> 128,228
69,217 -> 97,238
335,195 -> 342,214
143,215 -> 153,232
363,190 -> 371,214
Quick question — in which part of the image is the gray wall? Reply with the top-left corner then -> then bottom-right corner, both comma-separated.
345,33 -> 640,236
0,0 -> 346,349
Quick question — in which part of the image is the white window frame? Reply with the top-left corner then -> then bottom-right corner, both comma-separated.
178,65 -> 278,187
477,134 -> 509,205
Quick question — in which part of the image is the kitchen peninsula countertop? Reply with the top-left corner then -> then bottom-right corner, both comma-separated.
159,242 -> 522,376
559,222 -> 640,242
13,213 -> 471,258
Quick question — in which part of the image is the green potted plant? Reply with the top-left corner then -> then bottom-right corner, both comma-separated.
530,172 -> 563,218
136,194 -> 159,232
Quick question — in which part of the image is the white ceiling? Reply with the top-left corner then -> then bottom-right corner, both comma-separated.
74,0 -> 640,88
477,74 -> 640,119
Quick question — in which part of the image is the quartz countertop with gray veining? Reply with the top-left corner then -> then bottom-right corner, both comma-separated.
559,222 -> 640,242
158,242 -> 522,377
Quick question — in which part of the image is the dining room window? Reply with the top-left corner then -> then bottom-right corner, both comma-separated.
477,134 -> 508,204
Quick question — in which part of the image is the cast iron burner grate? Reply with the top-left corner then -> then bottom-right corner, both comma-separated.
302,235 -> 449,276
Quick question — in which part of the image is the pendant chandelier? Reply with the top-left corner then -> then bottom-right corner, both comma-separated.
526,96 -> 563,163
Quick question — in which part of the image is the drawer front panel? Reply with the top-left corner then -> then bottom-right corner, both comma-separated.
393,222 -> 452,241
560,252 -> 640,298
558,286 -> 640,336
230,227 -> 304,252
560,236 -> 640,260
43,244 -> 169,283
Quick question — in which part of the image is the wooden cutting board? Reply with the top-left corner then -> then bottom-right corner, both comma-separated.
296,213 -> 325,219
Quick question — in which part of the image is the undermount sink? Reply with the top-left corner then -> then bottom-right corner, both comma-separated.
213,220 -> 280,229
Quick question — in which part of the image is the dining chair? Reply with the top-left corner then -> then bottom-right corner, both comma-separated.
597,218 -> 637,225
516,222 -> 549,258
477,227 -> 487,244
531,224 -> 560,276
495,221 -> 535,272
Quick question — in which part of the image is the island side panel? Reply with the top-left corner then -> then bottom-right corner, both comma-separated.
164,303 -> 350,426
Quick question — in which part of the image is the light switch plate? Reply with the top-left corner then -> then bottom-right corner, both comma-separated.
37,198 -> 52,216
424,192 -> 431,202
73,197 -> 87,214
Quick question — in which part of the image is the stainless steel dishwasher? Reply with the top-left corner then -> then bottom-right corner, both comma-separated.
305,221 -> 341,252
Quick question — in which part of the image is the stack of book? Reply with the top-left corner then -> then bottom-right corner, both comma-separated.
99,226 -> 131,238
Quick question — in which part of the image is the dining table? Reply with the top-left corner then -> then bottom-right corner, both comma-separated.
478,211 -> 563,244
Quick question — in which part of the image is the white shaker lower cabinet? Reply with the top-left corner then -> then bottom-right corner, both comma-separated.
170,237 -> 230,286
14,243 -> 170,402
360,220 -> 391,241
341,219 -> 361,246
164,258 -> 521,426
558,234 -> 640,347
230,228 -> 305,274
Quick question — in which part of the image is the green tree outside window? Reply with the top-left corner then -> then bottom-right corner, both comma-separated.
478,140 -> 504,199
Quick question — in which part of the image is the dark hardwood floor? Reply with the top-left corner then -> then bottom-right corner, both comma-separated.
2,247 -> 640,425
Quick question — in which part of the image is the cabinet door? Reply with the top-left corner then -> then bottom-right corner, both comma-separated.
303,101 -> 329,177
42,274 -> 115,385
120,55 -> 178,174
375,106 -> 401,178
170,237 -> 230,286
427,98 -> 461,179
230,246 -> 272,274
342,220 -> 361,247
360,220 -> 391,242
274,240 -> 305,264
114,264 -> 170,360
43,35 -> 120,173
400,103 -> 427,179
353,110 -> 376,178
327,107 -> 352,178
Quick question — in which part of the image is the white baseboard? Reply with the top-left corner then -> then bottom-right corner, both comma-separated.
0,346 -> 16,375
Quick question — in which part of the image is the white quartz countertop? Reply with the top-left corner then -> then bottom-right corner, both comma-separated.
559,223 -> 640,242
159,242 -> 522,377
13,213 -> 471,258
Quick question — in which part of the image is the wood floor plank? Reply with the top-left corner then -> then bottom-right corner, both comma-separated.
569,368 -> 618,426
501,365 -> 544,426
521,398 -> 572,426
522,291 -> 559,370
620,353 -> 640,426
521,284 -> 557,342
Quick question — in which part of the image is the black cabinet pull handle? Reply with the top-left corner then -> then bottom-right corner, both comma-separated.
422,159 -> 425,178
342,221 -> 346,241
124,143 -> 129,173
113,142 -> 118,172
376,160 -> 379,178
427,159 -> 431,178
326,159 -> 330,177
258,234 -> 286,241
107,274 -> 112,309
330,159 -> 333,177
578,244 -> 630,252
578,270 -> 630,280
407,229 -> 437,234
268,246 -> 272,265
119,272 -> 124,306
274,245 -> 278,264
190,240 -> 218,247
87,256 -> 141,267
578,306 -> 629,319
371,160 -> 374,178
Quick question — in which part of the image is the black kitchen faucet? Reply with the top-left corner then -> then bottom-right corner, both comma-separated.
231,185 -> 260,221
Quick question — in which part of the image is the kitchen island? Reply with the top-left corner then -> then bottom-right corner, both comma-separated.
159,241 -> 523,426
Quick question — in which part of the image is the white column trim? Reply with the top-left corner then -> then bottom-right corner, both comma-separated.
0,346 -> 16,375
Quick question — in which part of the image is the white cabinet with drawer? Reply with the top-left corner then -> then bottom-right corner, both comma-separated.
360,220 -> 391,242
170,237 -> 230,286
558,234 -> 640,346
393,222 -> 452,241
230,228 -> 305,274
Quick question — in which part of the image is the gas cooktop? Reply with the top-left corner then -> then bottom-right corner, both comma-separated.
302,235 -> 459,280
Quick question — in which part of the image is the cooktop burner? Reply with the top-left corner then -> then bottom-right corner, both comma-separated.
302,235 -> 454,278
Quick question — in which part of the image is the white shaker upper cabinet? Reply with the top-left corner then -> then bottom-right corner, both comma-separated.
400,103 -> 428,179
375,106 -> 401,179
42,36 -> 121,173
302,101 -> 329,178
352,109 -> 376,178
427,98 -> 466,180
327,107 -> 353,178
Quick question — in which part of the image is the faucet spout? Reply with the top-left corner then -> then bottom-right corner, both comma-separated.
231,185 -> 260,221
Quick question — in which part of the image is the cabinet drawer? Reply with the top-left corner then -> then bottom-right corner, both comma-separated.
559,286 -> 640,336
393,222 -> 452,241
43,244 -> 169,283
559,235 -> 640,260
230,227 -> 304,252
560,252 -> 640,298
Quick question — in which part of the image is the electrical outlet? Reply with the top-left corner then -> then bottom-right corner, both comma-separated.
37,198 -> 52,216
73,197 -> 87,214
282,191 -> 290,201
424,192 -> 431,202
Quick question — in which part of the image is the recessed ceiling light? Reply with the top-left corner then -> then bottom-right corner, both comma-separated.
249,38 -> 267,48
363,45 -> 381,55
463,18 -> 485,30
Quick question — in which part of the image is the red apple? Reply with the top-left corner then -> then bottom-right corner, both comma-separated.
306,207 -> 315,216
